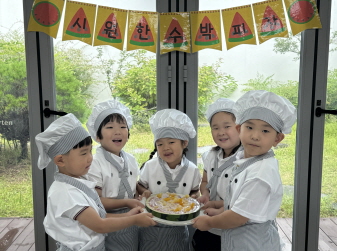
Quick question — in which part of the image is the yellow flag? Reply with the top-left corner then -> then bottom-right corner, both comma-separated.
93,6 -> 127,50
126,10 -> 158,53
27,0 -> 65,38
160,12 -> 191,54
253,0 -> 288,44
190,10 -> 222,53
222,5 -> 257,50
62,1 -> 96,45
283,0 -> 322,36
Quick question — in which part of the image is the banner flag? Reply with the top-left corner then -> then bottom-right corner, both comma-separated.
27,0 -> 65,38
190,10 -> 222,53
62,1 -> 96,45
222,5 -> 257,50
126,10 -> 158,53
283,0 -> 322,36
252,0 -> 288,44
160,12 -> 191,54
93,6 -> 127,50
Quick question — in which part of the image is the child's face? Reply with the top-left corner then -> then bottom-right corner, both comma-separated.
236,119 -> 284,158
97,120 -> 129,156
155,138 -> 188,169
211,112 -> 240,157
58,144 -> 93,177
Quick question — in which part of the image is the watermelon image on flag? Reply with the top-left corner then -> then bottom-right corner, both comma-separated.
65,7 -> 91,38
288,0 -> 316,24
97,13 -> 122,43
130,16 -> 155,46
260,6 -> 286,36
195,16 -> 219,46
163,18 -> 188,48
228,12 -> 254,42
32,1 -> 61,27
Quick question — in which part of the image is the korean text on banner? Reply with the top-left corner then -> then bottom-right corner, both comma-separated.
127,10 -> 158,53
190,10 -> 222,53
222,5 -> 257,50
27,0 -> 65,38
160,12 -> 191,54
93,6 -> 127,50
283,0 -> 322,36
62,1 -> 96,45
252,0 -> 288,44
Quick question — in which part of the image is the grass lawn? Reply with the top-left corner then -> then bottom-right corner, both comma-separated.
1,123 -> 336,218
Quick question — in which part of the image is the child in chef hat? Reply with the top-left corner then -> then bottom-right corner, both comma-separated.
193,98 -> 241,251
86,99 -> 146,251
193,90 -> 297,251
35,113 -> 155,251
137,108 -> 202,251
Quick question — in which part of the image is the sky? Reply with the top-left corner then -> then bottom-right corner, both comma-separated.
1,0 -> 336,101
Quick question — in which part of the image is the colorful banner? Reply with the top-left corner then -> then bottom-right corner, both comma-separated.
160,12 -> 191,54
126,10 -> 158,53
283,0 -> 322,36
27,0 -> 65,38
253,0 -> 288,44
222,5 -> 257,50
93,6 -> 127,50
62,1 -> 96,45
190,10 -> 222,53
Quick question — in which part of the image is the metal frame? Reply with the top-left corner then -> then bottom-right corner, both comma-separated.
156,0 -> 199,164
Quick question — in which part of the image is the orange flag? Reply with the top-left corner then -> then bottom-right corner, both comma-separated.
160,12 -> 191,54
190,10 -> 222,53
126,10 -> 158,53
252,0 -> 288,44
62,1 -> 96,45
222,5 -> 257,50
93,6 -> 127,50
283,0 -> 322,36
27,0 -> 65,38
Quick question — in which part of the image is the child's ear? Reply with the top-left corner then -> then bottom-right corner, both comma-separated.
235,124 -> 241,133
273,133 -> 285,147
54,155 -> 65,167
182,140 -> 188,148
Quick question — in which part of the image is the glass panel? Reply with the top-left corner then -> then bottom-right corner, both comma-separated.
0,1 -> 33,218
320,0 -> 337,249
198,0 -> 299,249
53,0 -> 157,169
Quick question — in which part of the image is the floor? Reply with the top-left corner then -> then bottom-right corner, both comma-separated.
0,217 -> 337,251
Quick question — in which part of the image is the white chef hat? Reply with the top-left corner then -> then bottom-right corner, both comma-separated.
86,99 -> 132,142
233,90 -> 297,134
150,109 -> 196,142
205,98 -> 235,123
35,113 -> 90,170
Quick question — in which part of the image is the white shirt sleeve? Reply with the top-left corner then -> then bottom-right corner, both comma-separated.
139,162 -> 150,189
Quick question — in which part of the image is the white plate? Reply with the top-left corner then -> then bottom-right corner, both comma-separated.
142,208 -> 205,226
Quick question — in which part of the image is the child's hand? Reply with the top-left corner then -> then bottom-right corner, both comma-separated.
141,190 -> 152,199
197,194 -> 210,205
190,192 -> 200,199
192,215 -> 212,231
126,199 -> 145,209
201,200 -> 215,210
204,207 -> 224,216
134,213 -> 156,227
127,206 -> 144,216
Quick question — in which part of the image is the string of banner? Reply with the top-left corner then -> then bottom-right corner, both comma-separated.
27,0 -> 322,54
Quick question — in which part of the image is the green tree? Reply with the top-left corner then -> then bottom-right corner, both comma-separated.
99,50 -> 238,121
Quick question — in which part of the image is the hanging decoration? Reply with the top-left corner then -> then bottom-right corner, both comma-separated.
160,12 -> 191,54
62,1 -> 96,45
27,0 -> 65,38
283,0 -> 322,36
190,10 -> 222,53
127,10 -> 158,53
27,0 -> 323,53
93,7 -> 127,50
222,5 -> 257,50
252,0 -> 288,44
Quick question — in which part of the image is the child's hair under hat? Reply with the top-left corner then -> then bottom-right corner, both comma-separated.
233,90 -> 297,134
35,113 -> 91,170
